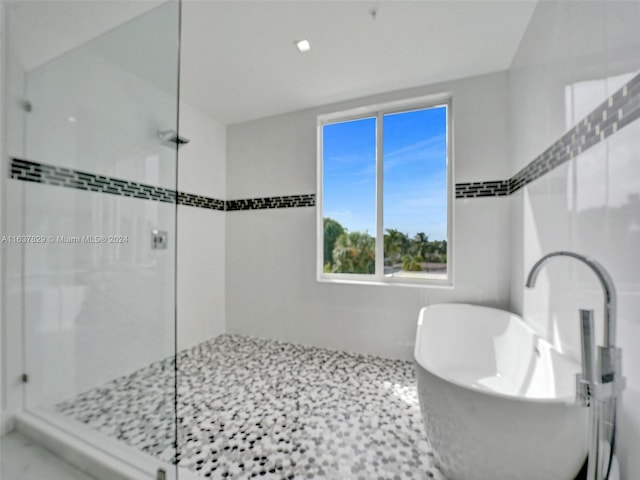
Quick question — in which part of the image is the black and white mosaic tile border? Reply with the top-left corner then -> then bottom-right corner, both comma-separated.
10,158 -> 314,212
178,192 -> 225,211
455,72 -> 640,199
509,72 -> 640,194
11,158 -> 177,203
57,334 -> 445,480
455,180 -> 509,198
226,194 -> 315,211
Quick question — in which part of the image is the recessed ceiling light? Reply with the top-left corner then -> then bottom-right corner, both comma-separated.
295,39 -> 311,53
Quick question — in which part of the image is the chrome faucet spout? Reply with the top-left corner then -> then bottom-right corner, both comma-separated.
525,251 -> 617,348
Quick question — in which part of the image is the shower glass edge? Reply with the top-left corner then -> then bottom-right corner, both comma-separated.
4,1 -> 181,478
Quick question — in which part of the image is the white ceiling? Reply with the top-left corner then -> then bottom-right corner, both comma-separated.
181,1 -> 536,124
6,1 -> 164,71
8,0 -> 537,126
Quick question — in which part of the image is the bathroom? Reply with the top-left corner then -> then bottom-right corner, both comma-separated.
0,1 -> 638,479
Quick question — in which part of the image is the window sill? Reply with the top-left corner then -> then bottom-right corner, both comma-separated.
317,274 -> 453,289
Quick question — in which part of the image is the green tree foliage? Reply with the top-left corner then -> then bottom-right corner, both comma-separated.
331,231 -> 375,274
384,228 -> 409,266
402,254 -> 424,271
323,217 -> 346,266
411,232 -> 429,259
424,239 -> 447,263
323,218 -> 446,274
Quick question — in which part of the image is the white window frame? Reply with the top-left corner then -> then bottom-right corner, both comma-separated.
316,93 -> 454,288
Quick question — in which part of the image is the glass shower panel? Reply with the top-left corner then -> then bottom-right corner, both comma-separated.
5,1 -> 180,477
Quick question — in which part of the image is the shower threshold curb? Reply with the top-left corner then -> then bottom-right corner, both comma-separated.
14,412 -> 197,480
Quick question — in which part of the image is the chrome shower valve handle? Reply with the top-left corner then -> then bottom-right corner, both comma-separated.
576,373 -> 592,407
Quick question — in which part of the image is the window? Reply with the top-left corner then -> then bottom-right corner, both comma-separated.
317,95 -> 452,285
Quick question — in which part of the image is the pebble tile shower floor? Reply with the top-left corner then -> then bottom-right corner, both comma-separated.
57,334 -> 445,480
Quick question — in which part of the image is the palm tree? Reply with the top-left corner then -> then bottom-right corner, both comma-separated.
412,232 -> 429,259
323,217 -> 345,267
402,254 -> 423,272
384,228 -> 408,266
331,231 -> 375,274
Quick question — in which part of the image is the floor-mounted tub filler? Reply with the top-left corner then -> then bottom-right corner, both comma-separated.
526,251 -> 624,480
414,303 -> 588,480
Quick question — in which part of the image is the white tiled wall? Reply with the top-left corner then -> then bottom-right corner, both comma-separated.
509,2 -> 640,477
226,71 -> 512,361
176,101 -> 226,351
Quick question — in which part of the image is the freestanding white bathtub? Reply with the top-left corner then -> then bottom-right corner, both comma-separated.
414,303 -> 588,480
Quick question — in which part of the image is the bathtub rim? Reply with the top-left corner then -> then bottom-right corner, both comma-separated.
414,302 -> 581,406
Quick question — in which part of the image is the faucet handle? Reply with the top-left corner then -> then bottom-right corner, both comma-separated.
598,345 -> 618,383
580,309 -> 597,384
599,345 -> 626,394
575,309 -> 597,408
575,373 -> 591,407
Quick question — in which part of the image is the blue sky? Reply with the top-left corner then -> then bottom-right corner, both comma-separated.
322,106 -> 447,240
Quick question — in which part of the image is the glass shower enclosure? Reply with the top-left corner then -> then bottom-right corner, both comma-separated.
2,2 -> 181,478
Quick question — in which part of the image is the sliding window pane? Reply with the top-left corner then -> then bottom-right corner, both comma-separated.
322,117 -> 376,274
383,106 -> 448,278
